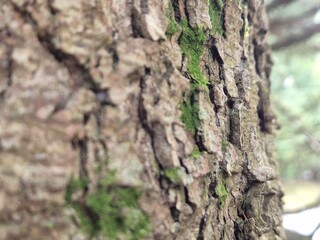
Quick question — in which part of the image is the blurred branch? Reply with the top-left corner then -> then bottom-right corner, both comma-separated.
273,99 -> 319,146
267,0 -> 297,12
271,23 -> 320,51
270,6 -> 320,34
285,197 -> 320,214
290,45 -> 320,54
305,133 -> 320,153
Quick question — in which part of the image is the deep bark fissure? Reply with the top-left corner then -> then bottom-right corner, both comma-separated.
257,82 -> 274,133
0,52 -> 13,103
172,0 -> 182,21
131,7 -> 144,38
170,206 -> 180,222
47,0 -> 58,15
138,76 -> 164,171
11,2 -> 101,92
196,203 -> 210,240
183,186 -> 197,212
78,137 -> 89,182
210,41 -> 224,65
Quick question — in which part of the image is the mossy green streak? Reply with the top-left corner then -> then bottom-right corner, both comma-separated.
180,95 -> 200,134
209,0 -> 225,36
215,180 -> 228,206
179,18 -> 208,89
179,18 -> 208,138
166,1 -> 180,37
163,167 -> 182,184
190,147 -> 202,158
65,172 -> 151,239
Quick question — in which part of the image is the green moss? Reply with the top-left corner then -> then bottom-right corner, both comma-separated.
65,172 -> 151,239
44,220 -> 55,230
243,7 -> 250,38
190,147 -> 202,159
65,177 -> 88,203
178,18 -> 209,149
65,177 -> 96,235
163,167 -> 182,184
86,188 -> 150,239
100,170 -> 117,187
167,20 -> 181,37
178,17 -> 207,134
215,180 -> 228,206
123,208 -> 151,238
73,202 -> 97,235
209,0 -> 225,36
221,139 -> 229,152
179,18 -> 208,90
180,95 -> 200,134
165,1 -> 180,37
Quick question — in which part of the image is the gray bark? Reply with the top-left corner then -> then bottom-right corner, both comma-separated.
0,0 -> 285,239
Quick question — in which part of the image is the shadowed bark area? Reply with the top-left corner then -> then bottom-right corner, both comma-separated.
0,0 -> 285,239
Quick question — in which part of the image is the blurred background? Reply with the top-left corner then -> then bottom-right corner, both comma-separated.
266,0 -> 320,239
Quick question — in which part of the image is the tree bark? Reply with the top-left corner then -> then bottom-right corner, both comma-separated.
0,0 -> 285,239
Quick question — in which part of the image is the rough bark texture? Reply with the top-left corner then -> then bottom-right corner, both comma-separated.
0,0 -> 285,239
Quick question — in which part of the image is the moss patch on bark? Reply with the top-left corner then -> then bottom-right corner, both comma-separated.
180,94 -> 200,134
221,139 -> 229,152
179,18 -> 208,89
190,147 -> 202,158
163,167 -> 183,184
215,180 -> 228,206
209,0 -> 225,35
65,173 -> 151,239
179,18 -> 208,138
165,1 -> 180,37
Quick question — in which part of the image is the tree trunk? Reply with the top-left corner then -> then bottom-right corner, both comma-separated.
0,0 -> 285,239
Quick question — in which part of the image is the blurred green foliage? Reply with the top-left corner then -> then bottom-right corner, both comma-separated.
271,46 -> 320,181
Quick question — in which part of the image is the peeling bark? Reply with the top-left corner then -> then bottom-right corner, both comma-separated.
0,0 -> 285,239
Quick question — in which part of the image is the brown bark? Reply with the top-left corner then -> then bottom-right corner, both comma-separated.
0,0 -> 285,239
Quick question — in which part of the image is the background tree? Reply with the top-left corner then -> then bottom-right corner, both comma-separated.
0,0 -> 285,239
267,0 -> 320,51
265,3 -> 320,239
266,0 -> 320,181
